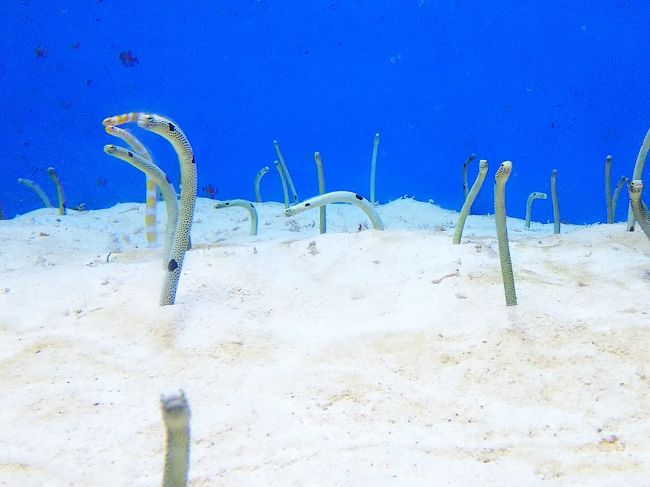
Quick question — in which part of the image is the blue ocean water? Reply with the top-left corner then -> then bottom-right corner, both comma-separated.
1,0 -> 648,224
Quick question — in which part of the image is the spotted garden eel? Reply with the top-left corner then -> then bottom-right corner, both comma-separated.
370,132 -> 380,205
136,113 -> 197,306
314,151 -> 326,234
550,169 -> 560,234
627,180 -> 650,240
103,144 -> 179,266
254,166 -> 270,202
105,124 -> 158,246
273,160 -> 290,208
627,127 -> 650,231
461,153 -> 477,199
494,161 -> 516,306
524,191 -> 548,228
604,154 -> 614,223
453,159 -> 487,244
273,140 -> 298,204
17,178 -> 52,208
214,199 -> 258,236
612,175 -> 629,218
285,191 -> 384,230
46,167 -> 66,215
160,390 -> 191,487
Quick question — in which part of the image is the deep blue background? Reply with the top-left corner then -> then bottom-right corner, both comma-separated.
1,0 -> 648,223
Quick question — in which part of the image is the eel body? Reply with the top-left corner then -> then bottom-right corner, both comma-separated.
161,391 -> 191,487
214,199 -> 258,236
453,159 -> 487,244
137,114 -> 197,306
103,144 -> 179,266
285,190 -> 384,230
494,161 -> 517,306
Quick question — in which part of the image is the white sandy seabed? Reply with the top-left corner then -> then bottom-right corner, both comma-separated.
0,197 -> 649,486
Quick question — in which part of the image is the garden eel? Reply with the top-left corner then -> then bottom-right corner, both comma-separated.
524,192 -> 548,228
254,166 -> 270,203
104,124 -> 158,247
273,160 -> 290,208
627,127 -> 650,231
494,161 -> 517,306
612,176 -> 629,218
103,144 -> 179,267
46,167 -> 66,215
604,155 -> 613,223
17,178 -> 52,208
136,113 -> 197,307
214,199 -> 258,236
102,112 -> 141,127
273,140 -> 298,203
627,180 -> 650,239
550,169 -> 560,234
160,390 -> 191,487
453,159 -> 487,244
285,191 -> 384,230
370,132 -> 380,205
314,151 -> 326,234
462,153 -> 477,199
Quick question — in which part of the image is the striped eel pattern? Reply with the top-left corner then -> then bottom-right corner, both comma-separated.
494,161 -> 517,306
137,114 -> 197,306
102,112 -> 141,127
628,180 -> 650,240
103,144 -> 179,266
104,125 -> 158,247
285,190 -> 384,230
160,391 -> 191,487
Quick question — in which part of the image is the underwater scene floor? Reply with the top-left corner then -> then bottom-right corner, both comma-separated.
1,197 -> 649,485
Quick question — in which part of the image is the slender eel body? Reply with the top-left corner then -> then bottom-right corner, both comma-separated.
273,140 -> 298,203
524,192 -> 548,228
273,160 -> 290,208
462,153 -> 477,199
612,176 -> 629,218
105,125 -> 158,247
17,178 -> 52,208
494,161 -> 517,306
254,166 -> 270,203
627,127 -> 650,231
285,191 -> 384,230
214,199 -> 258,235
370,132 -> 380,205
314,152 -> 326,234
628,180 -> 650,240
550,169 -> 560,234
161,391 -> 191,487
453,159 -> 487,244
46,167 -> 66,215
103,144 -> 179,266
136,114 -> 197,306
604,155 -> 613,223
